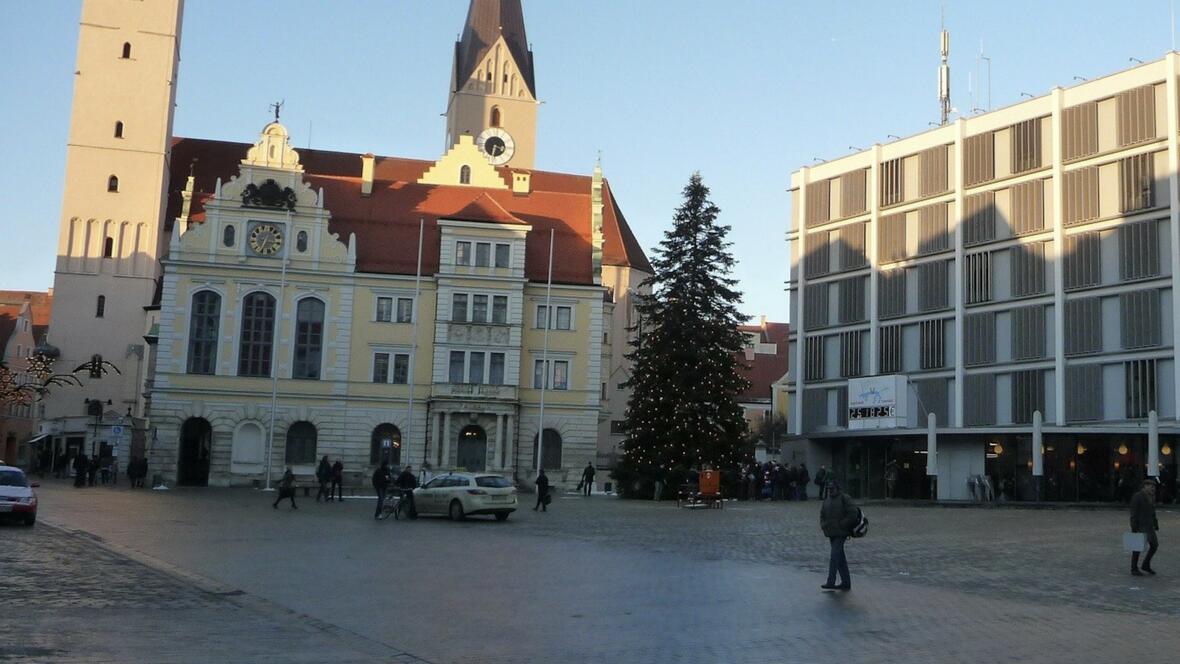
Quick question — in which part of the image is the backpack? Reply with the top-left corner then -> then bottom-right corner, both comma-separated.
850,507 -> 869,538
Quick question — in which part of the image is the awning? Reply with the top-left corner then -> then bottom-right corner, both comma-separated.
24,433 -> 50,445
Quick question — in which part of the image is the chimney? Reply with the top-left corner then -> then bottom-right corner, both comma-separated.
360,153 -> 375,197
760,314 -> 768,328
512,170 -> 531,195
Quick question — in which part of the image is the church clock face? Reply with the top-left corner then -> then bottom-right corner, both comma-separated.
476,127 -> 516,166
248,223 -> 284,256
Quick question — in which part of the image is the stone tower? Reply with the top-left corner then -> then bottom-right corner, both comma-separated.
445,0 -> 538,170
45,0 -> 184,420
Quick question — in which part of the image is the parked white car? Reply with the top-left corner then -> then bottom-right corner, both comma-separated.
412,473 -> 517,521
0,465 -> 39,526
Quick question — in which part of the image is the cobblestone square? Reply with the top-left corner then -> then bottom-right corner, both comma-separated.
4,481 -> 1178,663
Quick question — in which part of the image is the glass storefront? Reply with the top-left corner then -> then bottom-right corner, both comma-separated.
831,437 -> 931,500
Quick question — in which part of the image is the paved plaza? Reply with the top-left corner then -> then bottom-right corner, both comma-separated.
4,481 -> 1179,663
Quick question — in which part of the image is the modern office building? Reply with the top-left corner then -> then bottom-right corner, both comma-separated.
786,54 -> 1180,502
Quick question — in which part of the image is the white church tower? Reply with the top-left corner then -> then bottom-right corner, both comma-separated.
44,0 -> 184,421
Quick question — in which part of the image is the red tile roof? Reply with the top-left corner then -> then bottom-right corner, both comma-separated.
0,305 -> 21,356
737,321 -> 790,403
0,291 -> 53,344
168,138 -> 652,285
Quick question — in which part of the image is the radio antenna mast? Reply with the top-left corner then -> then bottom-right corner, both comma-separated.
938,8 -> 952,125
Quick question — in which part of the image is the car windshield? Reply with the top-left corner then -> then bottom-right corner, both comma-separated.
475,476 -> 512,488
0,470 -> 28,487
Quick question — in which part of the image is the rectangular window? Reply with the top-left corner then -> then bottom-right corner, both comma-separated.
1010,118 -> 1042,174
469,351 -> 486,384
964,252 -> 993,305
964,132 -> 995,187
449,351 -> 466,383
963,192 -> 996,246
472,295 -> 489,323
878,269 -> 905,319
1120,290 -> 1161,349
538,305 -> 572,330
1064,297 -> 1102,356
919,319 -> 945,370
495,243 -> 511,268
1062,167 -> 1099,226
489,353 -> 505,385
879,324 -> 902,374
804,336 -> 825,381
806,180 -> 831,225
837,222 -> 867,270
878,212 -> 906,263
917,203 -> 949,255
1010,243 -> 1046,298
918,261 -> 949,312
391,354 -> 409,384
963,311 -> 995,366
452,293 -> 468,322
839,330 -> 863,378
803,282 -> 829,330
919,145 -> 949,197
839,169 -> 867,217
1063,232 -> 1100,290
879,157 -> 904,207
553,360 -> 569,390
801,388 -> 826,432
556,306 -> 572,330
1117,85 -> 1157,147
1011,180 -> 1045,236
915,378 -> 949,425
1125,359 -> 1158,419
1011,305 -> 1046,361
372,353 -> 389,383
804,231 -> 830,278
187,292 -> 221,376
396,297 -> 414,323
534,360 -> 546,389
492,295 -> 508,324
1065,364 -> 1103,422
837,276 -> 866,324
1119,220 -> 1159,281
475,242 -> 491,267
1062,101 -> 1098,161
1011,369 -> 1045,425
963,374 -> 997,426
376,297 -> 393,322
1120,153 -> 1154,213
455,241 -> 472,266
238,294 -> 276,378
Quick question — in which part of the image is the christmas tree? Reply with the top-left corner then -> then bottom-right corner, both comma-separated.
615,173 -> 750,497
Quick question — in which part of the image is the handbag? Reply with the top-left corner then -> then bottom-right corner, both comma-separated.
543,493 -> 552,505
1124,532 -> 1147,552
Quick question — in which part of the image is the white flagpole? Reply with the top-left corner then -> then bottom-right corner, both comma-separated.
264,208 -> 293,491
408,218 -> 425,474
537,229 -> 555,474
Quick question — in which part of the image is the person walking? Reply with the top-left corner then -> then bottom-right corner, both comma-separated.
395,464 -> 419,518
87,455 -> 99,487
798,463 -> 811,501
534,469 -> 550,512
330,459 -> 345,502
884,460 -> 900,500
372,461 -> 391,520
73,453 -> 88,488
315,455 -> 332,502
580,463 -> 596,496
820,480 -> 858,591
1130,478 -> 1160,576
814,466 -> 829,500
136,457 -> 149,488
272,468 -> 298,510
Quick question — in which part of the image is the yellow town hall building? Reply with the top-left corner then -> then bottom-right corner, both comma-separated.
46,0 -> 651,487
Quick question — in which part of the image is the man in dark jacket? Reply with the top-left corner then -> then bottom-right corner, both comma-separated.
820,480 -> 859,591
1130,479 -> 1160,576
395,464 -> 418,518
580,463 -> 596,496
73,453 -> 88,488
534,469 -> 550,512
272,468 -> 298,510
798,464 -> 811,501
330,459 -> 345,502
315,456 -> 332,502
372,462 -> 391,520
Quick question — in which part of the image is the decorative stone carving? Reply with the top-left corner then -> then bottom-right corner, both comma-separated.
241,179 -> 297,211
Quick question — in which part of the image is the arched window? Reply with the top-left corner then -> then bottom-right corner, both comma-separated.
187,291 -> 221,375
223,225 -> 235,247
490,107 -> 501,128
292,298 -> 325,380
102,237 -> 114,258
121,42 -> 132,59
370,424 -> 402,466
285,421 -> 317,465
95,295 -> 106,318
296,230 -> 308,252
238,292 -> 276,377
114,121 -> 124,138
532,428 -> 563,470
107,175 -> 119,192
460,165 -> 472,185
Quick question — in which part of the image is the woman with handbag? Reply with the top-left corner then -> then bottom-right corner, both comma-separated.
534,469 -> 550,512
273,468 -> 298,510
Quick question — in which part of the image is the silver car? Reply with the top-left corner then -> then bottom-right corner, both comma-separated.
413,473 -> 517,521
0,465 -> 39,526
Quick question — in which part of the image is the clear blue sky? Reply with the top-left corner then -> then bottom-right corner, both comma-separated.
2,1 -> 1176,322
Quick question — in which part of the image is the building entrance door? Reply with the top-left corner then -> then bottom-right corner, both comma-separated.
456,425 -> 487,472
178,418 -> 212,486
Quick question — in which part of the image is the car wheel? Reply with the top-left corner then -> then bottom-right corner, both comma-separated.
495,512 -> 510,522
449,499 -> 465,521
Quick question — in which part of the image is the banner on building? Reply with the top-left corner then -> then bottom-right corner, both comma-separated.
847,375 -> 909,430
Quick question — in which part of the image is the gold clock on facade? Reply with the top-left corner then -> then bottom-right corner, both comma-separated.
249,223 -> 283,256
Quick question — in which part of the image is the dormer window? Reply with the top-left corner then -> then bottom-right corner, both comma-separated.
121,42 -> 131,59
460,165 -> 472,185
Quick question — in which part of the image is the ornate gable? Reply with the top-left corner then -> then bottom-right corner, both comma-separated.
419,134 -> 508,189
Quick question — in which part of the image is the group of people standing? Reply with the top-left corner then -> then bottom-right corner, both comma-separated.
742,461 -> 814,501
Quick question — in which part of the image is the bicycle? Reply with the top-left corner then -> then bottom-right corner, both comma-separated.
377,488 -> 414,520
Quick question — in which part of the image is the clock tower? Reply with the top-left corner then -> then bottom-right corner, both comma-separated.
445,0 -> 538,170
